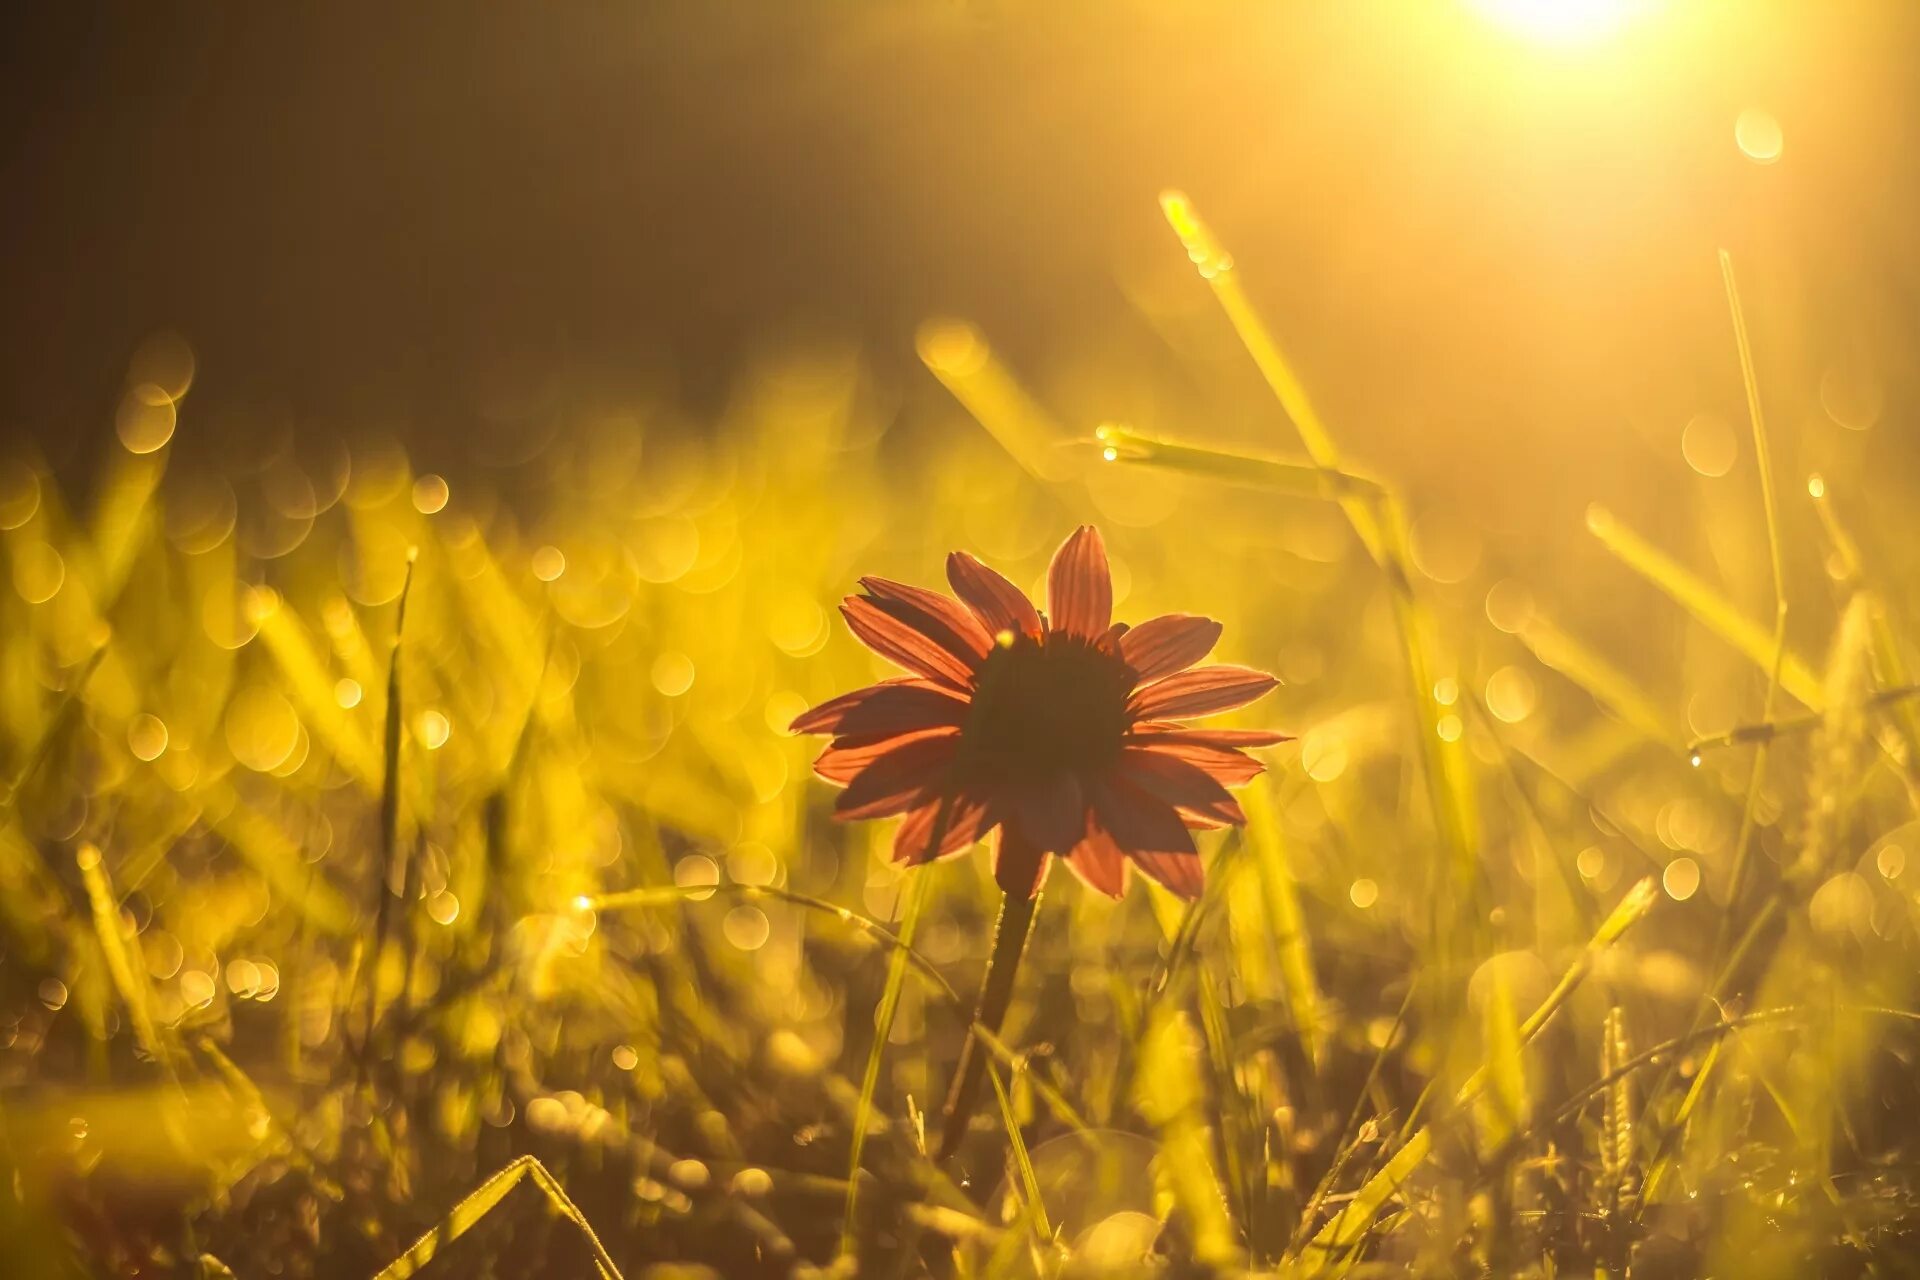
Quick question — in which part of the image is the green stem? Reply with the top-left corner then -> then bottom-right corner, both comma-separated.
937,888 -> 1040,1162
359,551 -> 416,1084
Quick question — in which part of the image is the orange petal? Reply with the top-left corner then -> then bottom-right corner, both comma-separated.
893,792 -> 996,865
790,679 -> 969,737
1063,812 -> 1128,899
947,551 -> 1042,639
1117,746 -> 1247,827
859,576 -> 993,662
1118,614 -> 1222,684
1088,775 -> 1202,899
833,733 -> 958,819
1003,772 -> 1087,855
814,727 -> 961,785
840,596 -> 978,689
1123,737 -> 1267,787
1046,526 -> 1112,641
1128,665 -> 1278,720
1130,723 -> 1293,749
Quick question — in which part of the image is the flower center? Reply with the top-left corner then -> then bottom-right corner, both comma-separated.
957,635 -> 1133,785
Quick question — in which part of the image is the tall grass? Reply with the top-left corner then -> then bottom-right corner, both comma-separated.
1,200 -> 1918,1278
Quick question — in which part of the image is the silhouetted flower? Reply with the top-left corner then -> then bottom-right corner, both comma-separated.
793,525 -> 1286,900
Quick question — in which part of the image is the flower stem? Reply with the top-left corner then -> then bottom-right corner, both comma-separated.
937,887 -> 1041,1162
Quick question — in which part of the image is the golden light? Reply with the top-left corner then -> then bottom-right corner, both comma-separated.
1878,843 -> 1906,880
116,385 -> 178,454
531,544 -> 567,581
1485,665 -> 1538,723
8,9 -> 1913,1269
1662,856 -> 1701,902
1681,412 -> 1737,478
763,690 -> 808,735
1735,107 -> 1784,164
767,594 -> 827,656
1301,728 -> 1349,783
10,540 -> 65,604
0,461 -> 41,530
727,842 -> 778,887
180,970 -> 217,1010
723,904 -> 771,951
428,890 -> 461,925
1484,581 -> 1533,634
651,651 -> 696,696
411,473 -> 451,514
417,709 -> 452,750
127,714 -> 170,762
127,330 -> 195,402
225,684 -> 301,772
632,516 -> 700,584
225,959 -> 262,999
1469,0 -> 1647,45
673,854 -> 719,901
914,319 -> 988,377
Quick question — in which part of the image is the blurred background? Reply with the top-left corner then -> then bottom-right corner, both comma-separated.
6,1 -> 1920,1275
5,1 -> 1917,509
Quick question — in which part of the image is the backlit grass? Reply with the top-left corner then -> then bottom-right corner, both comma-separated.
3,194 -> 1919,1278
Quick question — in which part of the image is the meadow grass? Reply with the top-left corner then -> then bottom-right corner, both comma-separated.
2,195 -> 1918,1278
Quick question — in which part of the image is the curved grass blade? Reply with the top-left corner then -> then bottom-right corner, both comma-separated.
76,843 -> 174,1075
0,645 -> 105,821
589,880 -> 1093,1138
984,1057 -> 1051,1242
1244,777 -> 1324,1068
1584,503 -> 1820,709
1516,613 -> 1675,748
841,854 -> 934,1257
359,548 -> 417,1079
372,1155 -> 622,1280
1095,425 -> 1383,501
1135,1004 -> 1239,1268
1302,878 -> 1658,1261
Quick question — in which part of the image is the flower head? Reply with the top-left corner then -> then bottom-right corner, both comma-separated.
793,526 -> 1287,900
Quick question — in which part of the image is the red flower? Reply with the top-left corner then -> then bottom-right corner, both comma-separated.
793,526 -> 1286,900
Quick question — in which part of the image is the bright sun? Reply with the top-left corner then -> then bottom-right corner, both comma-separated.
1470,0 -> 1647,45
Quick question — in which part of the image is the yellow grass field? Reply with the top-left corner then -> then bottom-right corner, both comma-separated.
4,2 -> 1920,1275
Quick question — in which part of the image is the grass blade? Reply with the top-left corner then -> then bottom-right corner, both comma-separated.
1600,1006 -> 1633,1212
917,318 -> 1076,481
0,646 -> 105,820
841,858 -> 934,1257
983,1057 -> 1051,1242
360,549 -> 417,1075
1303,877 -> 1659,1259
1135,1004 -> 1239,1268
1095,425 -> 1383,501
1584,503 -> 1820,709
372,1155 -> 623,1280
1475,962 -> 1527,1158
75,842 -> 174,1075
1155,194 -> 1482,910
1516,613 -> 1675,747
1158,191 -> 1383,555
1243,778 -> 1324,1068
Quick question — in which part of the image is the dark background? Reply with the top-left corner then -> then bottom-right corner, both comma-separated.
3,1 -> 1917,516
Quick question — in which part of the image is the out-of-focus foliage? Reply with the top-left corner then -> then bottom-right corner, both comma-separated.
6,149 -> 1920,1280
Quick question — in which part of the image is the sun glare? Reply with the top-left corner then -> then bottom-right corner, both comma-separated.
1470,0 -> 1645,45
